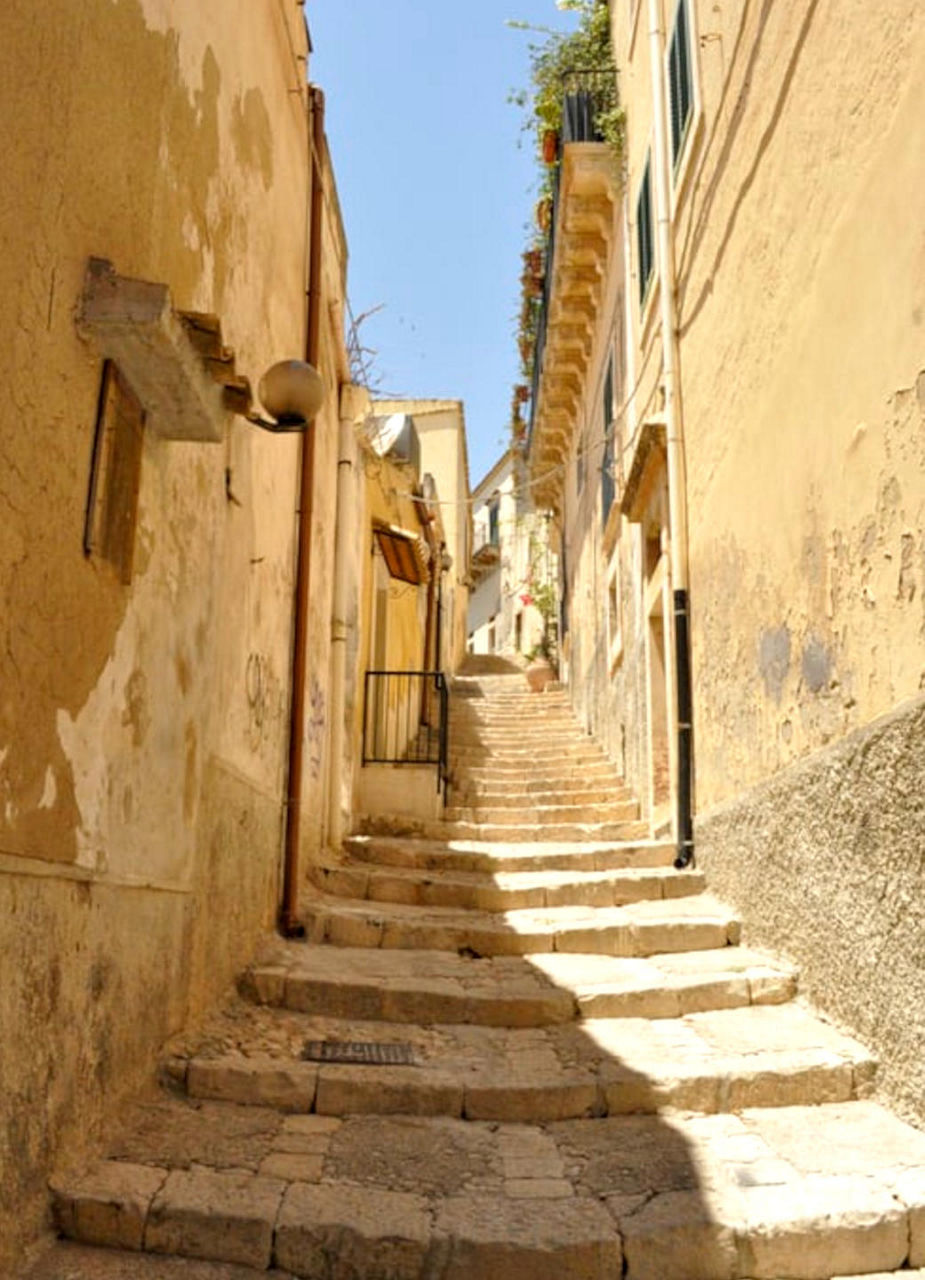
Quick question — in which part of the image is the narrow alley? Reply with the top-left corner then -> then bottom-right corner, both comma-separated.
26,665 -> 925,1278
3,2 -> 925,1277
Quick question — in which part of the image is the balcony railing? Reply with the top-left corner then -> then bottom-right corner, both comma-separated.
362,670 -> 449,799
527,74 -> 612,455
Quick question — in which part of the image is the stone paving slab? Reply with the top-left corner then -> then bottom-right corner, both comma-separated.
243,940 -> 796,1026
343,833 -> 677,872
299,890 -> 740,957
166,995 -> 874,1122
51,1104 -> 925,1279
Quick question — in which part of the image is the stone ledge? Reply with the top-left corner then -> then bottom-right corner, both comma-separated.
77,258 -> 246,442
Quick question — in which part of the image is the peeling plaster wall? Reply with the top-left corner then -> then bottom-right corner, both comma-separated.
672,0 -> 925,810
0,0 -> 345,1265
610,0 -> 925,1118
698,694 -> 925,1128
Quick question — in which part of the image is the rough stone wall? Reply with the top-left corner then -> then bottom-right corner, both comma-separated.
0,0 -> 348,1265
697,693 -> 925,1129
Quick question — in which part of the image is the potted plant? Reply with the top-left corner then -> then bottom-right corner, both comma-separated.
542,128 -> 559,164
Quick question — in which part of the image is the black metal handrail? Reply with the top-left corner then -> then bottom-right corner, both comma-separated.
362,670 -> 449,799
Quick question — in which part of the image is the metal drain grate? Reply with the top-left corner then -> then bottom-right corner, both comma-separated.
302,1040 -> 415,1066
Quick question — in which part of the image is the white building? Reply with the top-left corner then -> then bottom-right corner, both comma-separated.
468,449 -> 556,660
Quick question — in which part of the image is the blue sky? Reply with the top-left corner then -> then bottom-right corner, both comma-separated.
308,1 -> 577,490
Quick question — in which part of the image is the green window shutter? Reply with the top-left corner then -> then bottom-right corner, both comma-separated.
668,0 -> 693,167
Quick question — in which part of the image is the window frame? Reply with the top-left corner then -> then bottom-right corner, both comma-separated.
665,0 -> 702,204
635,150 -> 655,310
606,539 -> 624,673
600,358 -> 615,528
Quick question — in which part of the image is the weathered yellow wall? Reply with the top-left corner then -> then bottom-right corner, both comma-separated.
673,0 -> 925,811
610,0 -> 925,1124
0,0 -> 348,1264
373,400 -> 472,673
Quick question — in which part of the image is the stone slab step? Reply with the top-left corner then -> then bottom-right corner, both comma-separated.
309,861 -> 699,912
452,711 -> 583,732
169,999 -> 877,1122
452,781 -> 631,803
242,942 -> 797,1026
358,817 -> 649,844
449,744 -> 610,764
51,1101 -> 925,1279
443,800 -> 639,826
343,834 -> 677,873
22,1241 -> 296,1279
450,732 -> 599,751
299,891 -> 741,956
451,751 -> 618,769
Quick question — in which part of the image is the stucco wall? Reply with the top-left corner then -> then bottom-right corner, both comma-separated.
0,0 -> 347,1264
672,0 -> 925,811
608,0 -> 925,1130
374,400 -> 472,673
697,692 -> 925,1129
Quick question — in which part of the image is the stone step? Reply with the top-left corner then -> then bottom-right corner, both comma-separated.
169,999 -> 877,1123
358,816 -> 649,844
443,800 -> 639,826
343,834 -> 677,873
51,1100 -> 925,1279
299,891 -> 741,957
452,779 -> 630,802
450,727 -> 592,747
243,942 -> 796,1027
310,861 -> 702,912
450,790 -> 633,811
450,742 -> 608,761
23,1241 -> 295,1279
30,1248 -> 925,1280
451,706 -> 578,721
451,762 -> 622,786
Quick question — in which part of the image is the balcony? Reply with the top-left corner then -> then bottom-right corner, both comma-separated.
526,84 -> 620,514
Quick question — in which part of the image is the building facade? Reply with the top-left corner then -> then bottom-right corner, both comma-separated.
468,448 -> 556,663
0,0 -> 354,1263
528,0 -> 925,1125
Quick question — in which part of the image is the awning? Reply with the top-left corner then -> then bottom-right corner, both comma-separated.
374,523 -> 430,585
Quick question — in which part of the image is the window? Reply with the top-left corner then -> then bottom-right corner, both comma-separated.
488,494 -> 500,546
606,543 -> 623,671
636,154 -> 654,305
601,359 -> 615,526
84,360 -> 145,585
668,0 -> 694,168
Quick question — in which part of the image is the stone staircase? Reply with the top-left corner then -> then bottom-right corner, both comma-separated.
32,671 -> 925,1279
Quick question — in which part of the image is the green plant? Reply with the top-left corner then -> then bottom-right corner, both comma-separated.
524,535 -> 559,667
507,1 -> 624,175
507,2 -> 624,453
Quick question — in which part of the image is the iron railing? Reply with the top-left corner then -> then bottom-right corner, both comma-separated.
362,670 -> 449,799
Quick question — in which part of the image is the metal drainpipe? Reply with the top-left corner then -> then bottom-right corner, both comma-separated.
647,0 -> 695,868
280,84 -> 326,936
326,395 -> 357,851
